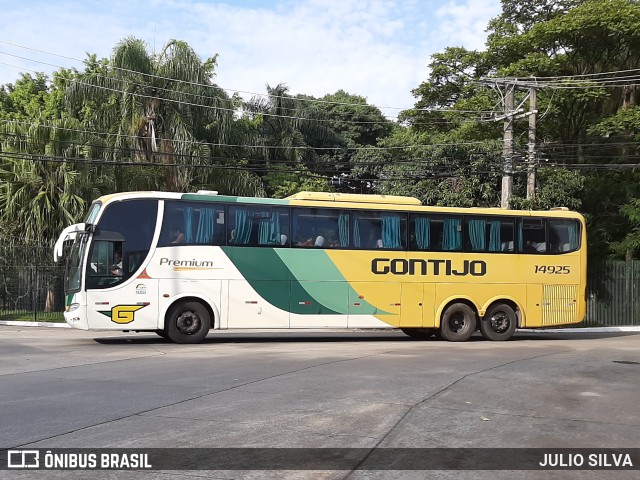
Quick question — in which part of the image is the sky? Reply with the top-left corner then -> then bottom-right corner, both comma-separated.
0,0 -> 501,117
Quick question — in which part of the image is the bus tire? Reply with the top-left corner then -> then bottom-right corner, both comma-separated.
401,328 -> 436,339
165,301 -> 211,344
481,303 -> 517,341
439,303 -> 476,342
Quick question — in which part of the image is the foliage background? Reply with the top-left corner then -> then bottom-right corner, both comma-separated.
1,0 -> 639,267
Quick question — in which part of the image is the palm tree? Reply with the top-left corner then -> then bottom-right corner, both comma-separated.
67,37 -> 262,194
242,83 -> 340,195
245,83 -> 340,164
0,118 -> 95,244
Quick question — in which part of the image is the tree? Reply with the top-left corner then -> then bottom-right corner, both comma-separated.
67,37 -> 260,194
396,0 -> 640,262
243,83 -> 338,196
302,90 -> 394,193
0,118 -> 93,244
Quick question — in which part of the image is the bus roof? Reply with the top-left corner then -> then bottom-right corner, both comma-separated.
94,190 -> 584,220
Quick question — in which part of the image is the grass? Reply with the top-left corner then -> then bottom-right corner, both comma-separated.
0,311 -> 65,323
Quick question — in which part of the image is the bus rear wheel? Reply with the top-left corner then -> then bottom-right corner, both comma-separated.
165,301 -> 211,344
439,303 -> 476,342
481,303 -> 517,341
401,328 -> 436,339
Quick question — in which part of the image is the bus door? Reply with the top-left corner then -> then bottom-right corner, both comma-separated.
85,235 -> 159,330
400,283 -> 437,328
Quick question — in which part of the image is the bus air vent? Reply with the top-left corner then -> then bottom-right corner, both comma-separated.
285,191 -> 422,206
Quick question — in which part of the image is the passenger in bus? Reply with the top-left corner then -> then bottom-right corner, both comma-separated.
522,240 -> 545,253
170,226 -> 184,244
111,252 -> 123,276
296,237 -> 314,246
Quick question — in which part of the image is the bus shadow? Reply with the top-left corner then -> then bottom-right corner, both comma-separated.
94,332 -> 415,345
92,330 -> 640,345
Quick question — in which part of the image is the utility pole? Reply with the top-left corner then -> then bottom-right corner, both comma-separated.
527,87 -> 537,200
501,84 -> 515,209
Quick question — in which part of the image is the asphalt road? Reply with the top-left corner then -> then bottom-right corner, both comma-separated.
1,326 -> 639,479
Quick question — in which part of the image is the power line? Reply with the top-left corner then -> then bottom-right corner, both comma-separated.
2,54 -> 490,127
0,150 -> 509,181
0,134 -> 504,171
0,55 -> 490,128
479,76 -> 640,90
0,119 -> 496,151
0,42 -> 504,120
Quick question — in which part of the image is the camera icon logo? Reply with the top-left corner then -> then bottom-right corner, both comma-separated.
7,450 -> 40,468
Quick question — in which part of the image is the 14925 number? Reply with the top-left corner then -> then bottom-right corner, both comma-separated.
535,265 -> 570,274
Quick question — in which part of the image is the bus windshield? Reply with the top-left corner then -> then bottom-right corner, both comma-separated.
64,232 -> 89,293
85,199 -> 158,289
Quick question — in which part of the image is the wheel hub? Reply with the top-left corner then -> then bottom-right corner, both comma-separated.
490,312 -> 510,333
176,311 -> 201,334
450,313 -> 466,332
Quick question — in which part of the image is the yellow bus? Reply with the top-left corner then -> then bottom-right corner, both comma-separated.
54,191 -> 586,343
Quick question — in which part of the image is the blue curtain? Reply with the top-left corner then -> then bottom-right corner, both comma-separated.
517,222 -> 524,251
443,218 -> 462,251
382,215 -> 401,248
468,220 -> 486,251
415,217 -> 430,250
234,208 -> 252,245
259,212 -> 280,245
353,215 -> 360,248
195,208 -> 215,244
489,221 -> 501,252
568,221 -> 578,249
338,213 -> 350,247
292,211 -> 299,243
183,207 -> 193,243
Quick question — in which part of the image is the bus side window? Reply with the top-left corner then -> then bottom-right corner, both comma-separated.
548,219 -> 580,253
465,217 -> 515,253
292,208 -> 347,248
519,218 -> 546,253
228,206 -> 289,247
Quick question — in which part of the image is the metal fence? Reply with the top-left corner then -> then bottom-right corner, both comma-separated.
0,258 -> 639,326
0,265 -> 65,321
586,260 -> 640,326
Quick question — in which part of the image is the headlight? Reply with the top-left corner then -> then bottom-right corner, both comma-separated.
67,303 -> 80,312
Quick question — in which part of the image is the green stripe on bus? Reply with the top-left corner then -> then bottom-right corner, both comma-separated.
222,247 -> 384,315
222,247 -> 341,314
276,249 -> 385,315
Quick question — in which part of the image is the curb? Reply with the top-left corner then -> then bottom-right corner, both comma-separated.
0,320 -> 70,328
518,326 -> 640,333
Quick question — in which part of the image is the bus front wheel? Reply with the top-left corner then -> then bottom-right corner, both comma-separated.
439,303 -> 476,342
165,301 -> 212,344
481,303 -> 517,341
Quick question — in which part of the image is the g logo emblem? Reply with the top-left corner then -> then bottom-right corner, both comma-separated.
99,305 -> 146,324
